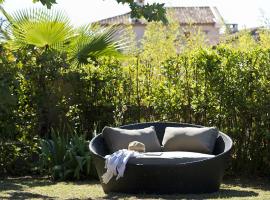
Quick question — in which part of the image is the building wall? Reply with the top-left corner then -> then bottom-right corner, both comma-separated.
181,24 -> 220,45
132,24 -> 146,44
203,25 -> 220,45
131,23 -> 220,45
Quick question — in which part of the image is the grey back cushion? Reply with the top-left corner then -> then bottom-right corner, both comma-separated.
162,127 -> 218,154
102,126 -> 161,153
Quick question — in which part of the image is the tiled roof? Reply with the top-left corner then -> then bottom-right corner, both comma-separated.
167,7 -> 216,24
97,7 -> 217,25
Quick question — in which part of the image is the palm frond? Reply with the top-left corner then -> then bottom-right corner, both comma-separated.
69,25 -> 129,66
5,8 -> 73,50
1,7 -> 130,62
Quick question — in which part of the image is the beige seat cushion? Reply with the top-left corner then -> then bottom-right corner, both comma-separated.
128,151 -> 214,165
102,126 -> 161,153
162,127 -> 218,154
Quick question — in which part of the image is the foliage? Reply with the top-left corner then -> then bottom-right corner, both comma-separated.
33,0 -> 56,9
125,1 -> 167,23
118,30 -> 270,176
0,0 -> 55,8
3,8 -> 125,63
0,5 -> 270,178
0,45 -> 18,141
0,45 -> 39,177
145,33 -> 270,175
0,140 -> 39,176
39,129 -> 92,180
0,8 -> 126,137
0,7 -> 127,177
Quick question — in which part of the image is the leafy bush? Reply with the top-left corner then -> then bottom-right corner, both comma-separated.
0,7 -> 270,177
39,130 -> 92,180
0,140 -> 39,176
0,45 -> 19,141
143,45 -> 270,176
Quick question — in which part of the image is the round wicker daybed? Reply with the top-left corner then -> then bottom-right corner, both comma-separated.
89,122 -> 233,194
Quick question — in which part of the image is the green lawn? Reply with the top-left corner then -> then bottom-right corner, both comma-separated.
0,177 -> 269,199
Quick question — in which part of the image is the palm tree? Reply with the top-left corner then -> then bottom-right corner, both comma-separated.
0,7 -> 128,136
1,7 -> 127,65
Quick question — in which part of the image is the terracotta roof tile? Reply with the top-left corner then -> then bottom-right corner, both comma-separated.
97,7 -> 217,25
98,12 -> 131,25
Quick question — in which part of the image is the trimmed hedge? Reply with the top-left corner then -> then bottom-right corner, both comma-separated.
1,36 -> 270,176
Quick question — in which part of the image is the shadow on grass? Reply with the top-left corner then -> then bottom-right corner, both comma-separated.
0,192 -> 55,200
64,180 -> 100,186
0,177 -> 268,199
101,178 -> 268,200
0,176 -> 55,192
0,177 -> 101,192
0,180 -> 24,192
223,177 -> 270,192
103,188 -> 258,200
0,177 -> 57,199
0,177 -> 101,200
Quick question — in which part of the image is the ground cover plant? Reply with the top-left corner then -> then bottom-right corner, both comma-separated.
39,129 -> 92,180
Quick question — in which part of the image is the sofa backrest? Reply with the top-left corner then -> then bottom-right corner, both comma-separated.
90,122 -> 232,157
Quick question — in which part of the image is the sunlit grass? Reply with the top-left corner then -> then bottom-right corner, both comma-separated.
0,177 -> 269,199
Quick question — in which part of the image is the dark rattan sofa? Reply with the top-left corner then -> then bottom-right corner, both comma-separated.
89,122 -> 233,194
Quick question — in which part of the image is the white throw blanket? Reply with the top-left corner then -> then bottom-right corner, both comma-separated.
102,149 -> 141,184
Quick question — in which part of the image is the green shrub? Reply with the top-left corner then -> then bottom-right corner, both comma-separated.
147,46 -> 270,176
0,140 -> 39,176
39,129 -> 92,180
0,45 -> 19,141
1,16 -> 270,178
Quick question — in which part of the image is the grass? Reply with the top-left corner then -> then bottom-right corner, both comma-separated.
0,176 -> 270,199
